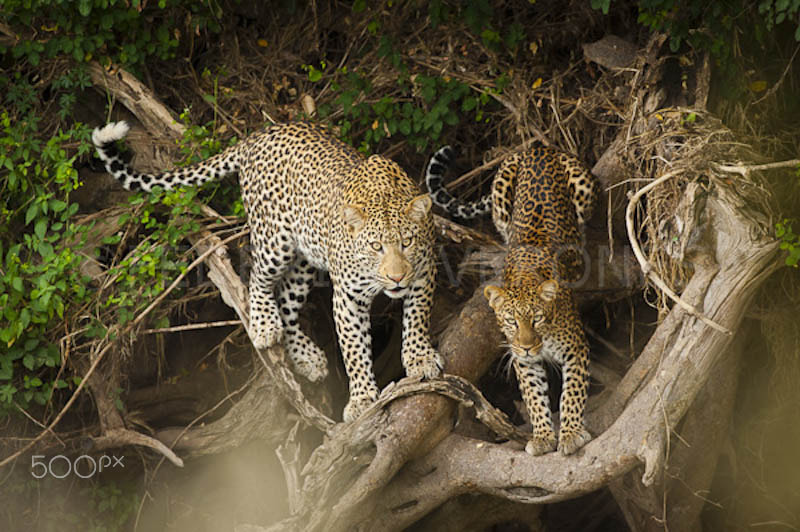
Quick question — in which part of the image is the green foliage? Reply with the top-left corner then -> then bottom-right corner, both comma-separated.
318,68 -> 501,152
317,32 -> 507,152
85,480 -> 140,531
774,167 -> 800,268
427,0 -> 526,54
777,217 -> 800,268
302,61 -> 327,83
0,62 -> 240,413
175,108 -> 244,217
592,0 -> 612,14
303,0 -> 523,152
4,473 -> 140,532
759,0 -> 800,41
176,108 -> 227,165
1,0 -> 223,68
0,75 -> 93,411
101,188 -> 199,329
593,1 -> 800,58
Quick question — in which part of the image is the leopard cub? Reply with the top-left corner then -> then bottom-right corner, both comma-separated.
426,143 -> 598,455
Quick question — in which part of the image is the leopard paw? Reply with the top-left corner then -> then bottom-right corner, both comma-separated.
525,432 -> 557,456
249,304 -> 290,351
342,392 -> 378,423
250,326 -> 283,351
557,426 -> 592,456
285,332 -> 328,382
403,346 -> 444,380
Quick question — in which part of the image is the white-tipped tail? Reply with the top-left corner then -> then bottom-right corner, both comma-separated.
92,121 -> 130,147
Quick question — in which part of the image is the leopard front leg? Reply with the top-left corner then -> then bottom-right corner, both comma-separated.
557,340 -> 592,455
514,359 -> 557,456
277,255 -> 328,382
400,276 -> 443,379
248,229 -> 296,350
331,284 -> 380,422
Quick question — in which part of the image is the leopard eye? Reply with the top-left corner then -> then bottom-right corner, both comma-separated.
401,235 -> 413,248
534,312 -> 545,324
504,316 -> 517,328
370,241 -> 383,252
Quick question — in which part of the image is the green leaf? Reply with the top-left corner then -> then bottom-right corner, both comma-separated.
462,96 -> 477,111
34,219 -> 47,240
398,119 -> 411,136
308,68 -> 322,82
25,203 -> 39,225
22,354 -> 35,371
78,0 -> 91,16
50,199 -> 67,213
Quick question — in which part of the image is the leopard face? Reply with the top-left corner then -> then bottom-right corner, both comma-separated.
342,194 -> 433,299
484,279 -> 559,362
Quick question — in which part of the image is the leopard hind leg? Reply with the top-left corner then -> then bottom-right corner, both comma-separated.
277,255 -> 328,382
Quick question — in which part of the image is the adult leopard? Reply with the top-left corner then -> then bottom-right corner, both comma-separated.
93,120 -> 443,422
426,143 -> 598,455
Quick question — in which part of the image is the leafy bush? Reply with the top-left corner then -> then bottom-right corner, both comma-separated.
593,0 -> 800,57
0,66 -> 236,413
0,77 -> 93,410
1,0 -> 223,68
312,10 -> 510,153
317,68 -> 503,153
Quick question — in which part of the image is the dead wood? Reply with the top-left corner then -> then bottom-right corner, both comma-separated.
88,62 -> 184,142
610,321 -> 744,532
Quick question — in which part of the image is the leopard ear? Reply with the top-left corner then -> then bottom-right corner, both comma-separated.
405,194 -> 432,222
342,204 -> 366,233
538,279 -> 559,302
484,285 -> 507,310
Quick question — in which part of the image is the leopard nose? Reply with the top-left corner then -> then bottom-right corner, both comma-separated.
387,272 -> 406,283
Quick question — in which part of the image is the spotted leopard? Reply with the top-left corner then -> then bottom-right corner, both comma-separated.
93,120 -> 443,422
426,143 -> 598,455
